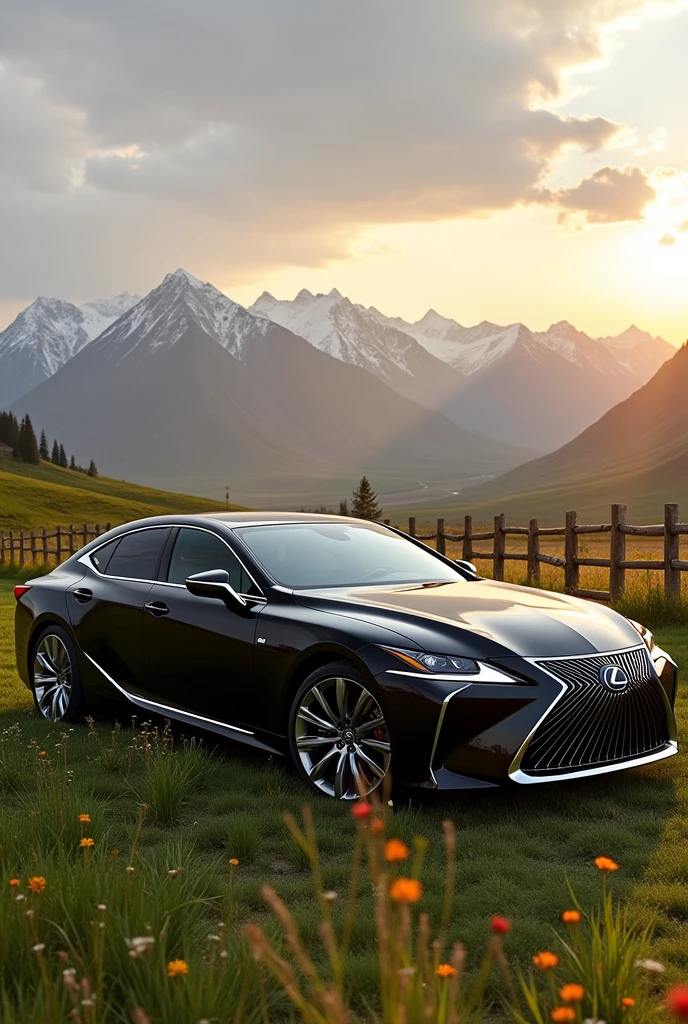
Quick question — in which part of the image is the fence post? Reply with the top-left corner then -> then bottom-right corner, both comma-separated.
56,525 -> 62,565
493,513 -> 506,581
19,531 -> 25,567
408,517 -> 416,538
564,510 -> 579,594
0,532 -> 4,566
436,518 -> 445,556
462,515 -> 472,561
664,503 -> 680,600
610,504 -> 627,601
42,527 -> 48,564
68,524 -> 75,558
30,530 -> 36,565
82,523 -> 88,549
9,531 -> 13,565
527,518 -> 540,584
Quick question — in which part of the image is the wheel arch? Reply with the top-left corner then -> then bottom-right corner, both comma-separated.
284,645 -> 371,704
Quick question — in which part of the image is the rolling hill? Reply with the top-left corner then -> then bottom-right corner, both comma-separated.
0,459 -> 241,531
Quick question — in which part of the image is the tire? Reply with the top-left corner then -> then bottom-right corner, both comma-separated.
288,661 -> 392,800
30,625 -> 87,723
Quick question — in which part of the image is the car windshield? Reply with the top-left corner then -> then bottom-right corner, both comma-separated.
233,522 -> 462,589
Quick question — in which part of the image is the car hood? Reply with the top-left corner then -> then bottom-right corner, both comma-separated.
296,578 -> 642,658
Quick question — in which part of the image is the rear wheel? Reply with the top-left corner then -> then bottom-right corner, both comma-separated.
289,662 -> 391,800
31,626 -> 86,722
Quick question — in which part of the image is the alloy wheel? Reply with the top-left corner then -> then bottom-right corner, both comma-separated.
294,676 -> 391,799
33,634 -> 73,721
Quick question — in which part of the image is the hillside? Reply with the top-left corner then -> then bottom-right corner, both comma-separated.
440,342 -> 688,522
0,459 -> 242,531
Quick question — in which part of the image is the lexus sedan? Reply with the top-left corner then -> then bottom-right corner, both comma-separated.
15,512 -> 678,800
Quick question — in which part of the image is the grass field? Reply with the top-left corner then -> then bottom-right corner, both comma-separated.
0,459 -> 247,532
0,576 -> 687,1019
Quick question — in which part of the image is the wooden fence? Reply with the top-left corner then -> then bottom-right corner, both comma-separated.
0,524 -> 112,568
394,503 -> 688,602
3,504 -> 688,602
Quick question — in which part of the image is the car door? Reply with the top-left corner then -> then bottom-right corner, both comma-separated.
142,526 -> 264,727
67,527 -> 172,695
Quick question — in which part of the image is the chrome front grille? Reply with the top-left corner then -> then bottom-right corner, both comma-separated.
520,647 -> 670,775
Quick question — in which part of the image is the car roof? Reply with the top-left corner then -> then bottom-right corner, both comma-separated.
195,511 -> 369,527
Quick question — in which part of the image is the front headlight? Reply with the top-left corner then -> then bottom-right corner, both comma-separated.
628,619 -> 655,653
382,648 -> 479,674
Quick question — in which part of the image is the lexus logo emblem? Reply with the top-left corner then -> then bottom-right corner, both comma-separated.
599,665 -> 629,692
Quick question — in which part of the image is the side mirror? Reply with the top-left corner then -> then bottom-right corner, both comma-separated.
455,559 -> 478,576
185,569 -> 248,609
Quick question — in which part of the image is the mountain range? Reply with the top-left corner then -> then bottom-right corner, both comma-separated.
8,271 -> 531,505
251,290 -> 673,449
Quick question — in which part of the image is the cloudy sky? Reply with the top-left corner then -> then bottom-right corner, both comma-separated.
1,0 -> 687,341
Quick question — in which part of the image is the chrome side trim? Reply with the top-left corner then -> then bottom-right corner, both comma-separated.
83,652 -> 254,736
79,523 -> 264,598
428,685 -> 472,786
508,647 -> 678,784
386,664 -> 519,684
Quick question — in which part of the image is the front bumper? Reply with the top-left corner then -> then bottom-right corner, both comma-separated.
373,643 -> 678,791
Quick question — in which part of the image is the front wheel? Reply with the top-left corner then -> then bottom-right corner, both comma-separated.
289,662 -> 392,800
31,626 -> 86,722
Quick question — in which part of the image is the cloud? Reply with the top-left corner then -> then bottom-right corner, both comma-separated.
0,0 -> 683,298
658,233 -> 677,246
677,220 -> 688,232
541,164 -> 656,227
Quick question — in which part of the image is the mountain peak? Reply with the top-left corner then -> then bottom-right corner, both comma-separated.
295,288 -> 314,301
327,287 -> 343,300
165,268 -> 206,288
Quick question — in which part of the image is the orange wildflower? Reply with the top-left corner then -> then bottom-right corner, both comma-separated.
551,1009 -> 575,1023
385,839 -> 410,862
229,858 -> 239,866
622,997 -> 636,1008
79,838 -> 95,848
167,959 -> 189,978
561,910 -> 581,924
351,802 -> 371,819
78,814 -> 91,823
39,751 -> 46,757
532,951 -> 559,971
371,819 -> 384,835
436,964 -> 456,978
389,877 -> 422,904
559,983 -> 585,1002
595,856 -> 619,872
27,877 -> 46,894
8,879 -> 20,888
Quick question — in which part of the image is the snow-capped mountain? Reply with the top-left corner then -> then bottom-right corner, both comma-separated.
0,291 -> 140,408
597,325 -> 675,382
12,269 -> 529,503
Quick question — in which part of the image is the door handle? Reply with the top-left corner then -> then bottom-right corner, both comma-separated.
73,588 -> 93,603
144,601 -> 169,617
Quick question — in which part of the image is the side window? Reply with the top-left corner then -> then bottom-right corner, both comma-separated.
90,537 -> 121,574
104,528 -> 170,580
168,528 -> 256,593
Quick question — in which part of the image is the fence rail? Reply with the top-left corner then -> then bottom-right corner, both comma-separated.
0,524 -> 112,568
3,504 -> 687,602
395,504 -> 687,601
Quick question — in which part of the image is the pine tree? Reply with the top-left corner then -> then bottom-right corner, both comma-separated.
351,476 -> 382,521
0,411 -> 21,454
51,439 -> 60,465
87,459 -> 98,477
338,499 -> 349,516
18,415 -> 40,464
70,455 -> 76,470
58,444 -> 68,468
39,430 -> 49,460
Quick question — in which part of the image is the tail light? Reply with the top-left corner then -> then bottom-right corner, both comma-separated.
14,585 -> 31,602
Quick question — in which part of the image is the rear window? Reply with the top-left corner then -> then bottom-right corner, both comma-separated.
103,528 -> 170,580
90,537 -> 120,574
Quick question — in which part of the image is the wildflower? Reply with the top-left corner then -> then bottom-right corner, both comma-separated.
97,904 -> 107,913
167,959 -> 189,978
634,958 -> 664,973
112,849 -> 120,858
436,964 -> 456,978
27,877 -> 47,895
39,751 -> 46,757
371,819 -> 384,835
168,869 -> 180,878
351,802 -> 372,819
229,858 -> 239,866
125,866 -> 135,873
32,943 -> 46,953
491,915 -> 510,934
78,814 -> 91,823
533,951 -> 559,971
666,985 -> 688,1017
621,997 -> 635,1008
79,838 -> 95,848
9,879 -> 20,888
551,1010 -> 575,1023
562,910 -> 581,924
560,984 -> 585,1002
385,839 -> 410,862
594,856 -> 619,872
389,878 -> 422,903
323,891 -> 337,902
127,936 -> 155,956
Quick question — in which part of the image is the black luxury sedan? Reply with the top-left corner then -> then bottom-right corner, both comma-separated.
14,513 -> 678,800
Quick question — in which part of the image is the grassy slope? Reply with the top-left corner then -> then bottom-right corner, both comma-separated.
0,459 -> 247,530
1,579 -> 687,1009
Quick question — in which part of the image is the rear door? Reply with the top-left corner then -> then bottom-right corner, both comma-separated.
67,527 -> 172,694
142,526 -> 264,726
